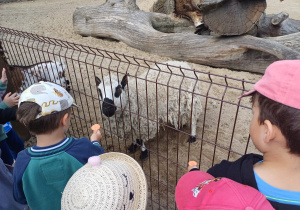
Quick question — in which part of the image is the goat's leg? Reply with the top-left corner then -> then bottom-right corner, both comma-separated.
140,140 -> 148,160
66,80 -> 71,92
188,115 -> 197,143
128,139 -> 138,153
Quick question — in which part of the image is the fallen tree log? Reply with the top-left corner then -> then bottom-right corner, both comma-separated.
73,0 -> 300,74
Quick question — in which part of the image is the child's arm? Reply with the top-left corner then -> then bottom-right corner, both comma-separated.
90,129 -> 102,143
0,68 -> 20,109
1,68 -> 8,84
187,161 -> 199,172
12,151 -> 30,205
90,125 -> 104,153
90,124 -> 102,144
0,68 -> 8,97
0,108 -> 16,124
2,92 -> 20,108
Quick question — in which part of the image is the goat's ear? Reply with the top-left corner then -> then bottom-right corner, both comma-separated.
114,85 -> 122,98
95,76 -> 101,87
121,74 -> 128,89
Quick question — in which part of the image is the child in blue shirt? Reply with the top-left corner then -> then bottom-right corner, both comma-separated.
13,81 -> 105,210
207,60 -> 300,210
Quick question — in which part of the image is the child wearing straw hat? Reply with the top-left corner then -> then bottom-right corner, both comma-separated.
13,81 -> 105,210
207,60 -> 300,209
61,153 -> 148,210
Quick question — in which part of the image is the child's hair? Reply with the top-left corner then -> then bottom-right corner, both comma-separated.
17,102 -> 71,135
251,92 -> 300,155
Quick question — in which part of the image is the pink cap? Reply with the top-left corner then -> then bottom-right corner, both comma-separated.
240,60 -> 300,109
175,171 -> 274,210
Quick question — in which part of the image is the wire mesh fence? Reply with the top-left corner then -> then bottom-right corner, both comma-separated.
0,26 -> 259,209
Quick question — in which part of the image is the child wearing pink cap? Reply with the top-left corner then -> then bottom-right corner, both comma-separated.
206,60 -> 300,210
176,170 -> 274,210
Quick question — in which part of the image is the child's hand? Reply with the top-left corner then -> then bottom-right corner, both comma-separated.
90,129 -> 102,143
187,161 -> 198,172
1,68 -> 8,84
4,92 -> 20,107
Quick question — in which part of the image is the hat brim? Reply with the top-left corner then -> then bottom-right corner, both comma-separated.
71,103 -> 79,108
238,89 -> 256,99
61,152 -> 148,210
100,152 -> 148,209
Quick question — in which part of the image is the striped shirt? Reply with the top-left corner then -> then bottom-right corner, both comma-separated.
13,137 -> 104,210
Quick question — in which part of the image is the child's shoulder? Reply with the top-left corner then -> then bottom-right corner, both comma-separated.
69,136 -> 90,143
210,153 -> 263,169
71,136 -> 89,140
207,153 -> 263,184
14,149 -> 31,171
67,137 -> 94,148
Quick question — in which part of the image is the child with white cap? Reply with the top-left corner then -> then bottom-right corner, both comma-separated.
13,81 -> 105,210
207,60 -> 300,209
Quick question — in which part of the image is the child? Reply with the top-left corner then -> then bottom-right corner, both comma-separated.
0,68 -> 24,165
176,167 -> 274,209
207,60 -> 300,209
0,149 -> 27,210
61,153 -> 148,210
13,81 -> 105,210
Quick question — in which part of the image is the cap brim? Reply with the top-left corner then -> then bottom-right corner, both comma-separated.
176,171 -> 214,209
72,103 -> 79,108
238,89 -> 256,99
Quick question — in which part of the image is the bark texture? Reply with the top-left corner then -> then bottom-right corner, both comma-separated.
73,0 -> 300,73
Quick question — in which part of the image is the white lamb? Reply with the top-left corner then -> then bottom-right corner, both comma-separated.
95,61 -> 202,160
17,60 -> 69,92
0,44 -> 69,92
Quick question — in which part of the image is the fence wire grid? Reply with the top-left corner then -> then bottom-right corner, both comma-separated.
0,26 -> 260,210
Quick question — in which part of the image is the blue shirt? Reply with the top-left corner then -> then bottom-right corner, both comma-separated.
254,170 -> 300,206
3,122 -> 12,133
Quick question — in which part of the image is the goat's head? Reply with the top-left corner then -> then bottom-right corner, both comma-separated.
56,58 -> 70,92
50,60 -> 69,91
29,60 -> 70,92
95,74 -> 128,118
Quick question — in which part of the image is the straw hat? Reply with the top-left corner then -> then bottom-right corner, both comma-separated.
61,152 -> 147,210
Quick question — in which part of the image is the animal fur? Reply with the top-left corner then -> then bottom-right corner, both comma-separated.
96,61 -> 202,156
10,61 -> 68,92
0,41 -> 69,92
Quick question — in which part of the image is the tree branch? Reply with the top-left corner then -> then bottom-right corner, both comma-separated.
73,1 -> 300,73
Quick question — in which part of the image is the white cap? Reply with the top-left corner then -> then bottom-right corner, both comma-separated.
18,81 -> 77,119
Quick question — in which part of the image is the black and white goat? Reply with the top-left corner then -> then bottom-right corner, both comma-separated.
95,61 -> 202,160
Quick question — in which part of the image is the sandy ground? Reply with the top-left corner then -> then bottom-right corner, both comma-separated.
0,0 -> 299,209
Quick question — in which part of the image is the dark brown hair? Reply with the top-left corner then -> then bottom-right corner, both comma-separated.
251,92 -> 300,155
17,102 -> 71,135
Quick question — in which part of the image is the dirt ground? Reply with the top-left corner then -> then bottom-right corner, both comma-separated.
1,0 -> 299,209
